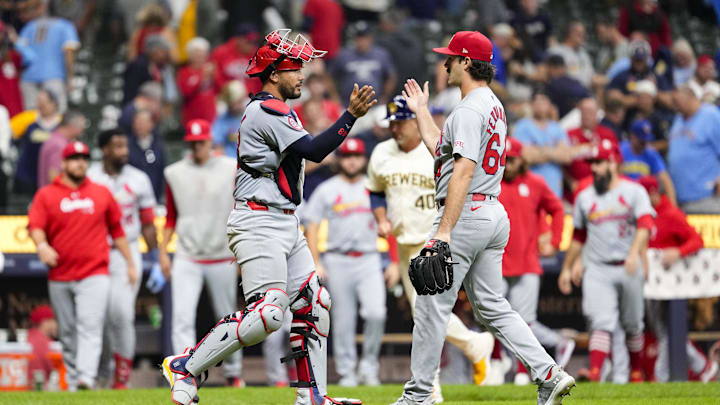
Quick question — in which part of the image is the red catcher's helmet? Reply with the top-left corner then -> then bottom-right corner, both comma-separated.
246,29 -> 327,77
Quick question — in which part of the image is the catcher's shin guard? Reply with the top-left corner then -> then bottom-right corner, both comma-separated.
185,288 -> 289,376
282,274 -> 331,405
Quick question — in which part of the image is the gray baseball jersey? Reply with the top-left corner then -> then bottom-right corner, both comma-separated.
233,98 -> 307,211
573,179 -> 655,264
434,87 -> 507,200
304,175 -> 377,253
87,163 -> 156,242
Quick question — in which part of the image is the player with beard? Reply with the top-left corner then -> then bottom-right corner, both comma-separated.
559,139 -> 655,382
161,30 -> 375,405
87,129 -> 160,389
305,138 -> 386,387
28,141 -> 135,389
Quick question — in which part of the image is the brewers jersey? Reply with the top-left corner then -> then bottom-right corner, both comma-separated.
87,163 -> 156,242
366,139 -> 435,245
434,87 -> 507,199
574,179 -> 655,265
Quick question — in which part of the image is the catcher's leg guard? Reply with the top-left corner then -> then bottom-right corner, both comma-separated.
184,288 -> 289,377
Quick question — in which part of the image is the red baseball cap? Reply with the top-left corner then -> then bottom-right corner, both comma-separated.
505,137 -> 523,158
62,141 -> 90,159
338,138 -> 366,156
433,31 -> 493,62
184,119 -> 212,142
638,175 -> 659,194
587,139 -> 622,163
30,305 -> 54,324
698,54 -> 714,66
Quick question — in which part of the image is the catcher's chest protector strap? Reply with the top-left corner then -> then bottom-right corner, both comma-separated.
239,92 -> 304,205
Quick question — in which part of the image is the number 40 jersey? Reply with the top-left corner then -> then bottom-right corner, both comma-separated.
366,138 -> 436,245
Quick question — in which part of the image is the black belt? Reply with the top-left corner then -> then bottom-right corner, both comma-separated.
437,193 -> 495,207
602,260 -> 625,266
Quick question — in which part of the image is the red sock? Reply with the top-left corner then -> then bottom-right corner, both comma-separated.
491,340 -> 503,360
517,360 -> 528,374
627,333 -> 644,376
588,330 -> 611,381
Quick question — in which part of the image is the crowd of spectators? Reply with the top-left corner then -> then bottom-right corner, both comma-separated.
0,0 -> 717,216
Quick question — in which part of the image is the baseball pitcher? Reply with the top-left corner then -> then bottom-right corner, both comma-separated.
161,29 -> 376,405
366,95 -> 494,400
392,31 -> 575,405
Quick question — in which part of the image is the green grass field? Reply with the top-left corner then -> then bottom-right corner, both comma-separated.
2,383 -> 719,405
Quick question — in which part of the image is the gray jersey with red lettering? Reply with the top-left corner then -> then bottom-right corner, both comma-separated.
304,175 -> 377,253
434,86 -> 507,200
87,162 -> 156,242
574,179 -> 655,265
233,99 -> 308,210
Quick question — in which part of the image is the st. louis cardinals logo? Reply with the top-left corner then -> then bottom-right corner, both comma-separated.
288,115 -> 303,131
60,194 -> 95,214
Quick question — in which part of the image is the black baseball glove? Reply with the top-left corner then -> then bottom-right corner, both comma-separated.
408,239 -> 455,295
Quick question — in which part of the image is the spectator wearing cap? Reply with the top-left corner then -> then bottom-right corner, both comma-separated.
548,21 -> 594,88
329,21 -> 396,105
127,109 -> 165,201
177,37 -> 220,126
27,305 -> 57,388
620,119 -> 676,205
13,88 -> 61,196
688,55 -> 720,104
670,39 -> 696,86
595,16 -> 630,74
302,0 -> 344,60
17,0 -> 79,112
668,85 -> 720,213
212,80 -> 248,157
159,119 -> 243,386
544,54 -> 591,118
37,110 -> 86,188
633,79 -> 674,155
0,20 -> 35,117
210,23 -> 262,95
636,175 -> 718,384
510,0 -> 553,63
618,0 -> 671,57
127,3 -> 178,63
513,90 -> 571,197
565,98 -> 619,201
28,141 -> 135,390
118,81 -> 162,134
607,39 -> 673,110
123,34 -> 176,105
598,98 -> 626,140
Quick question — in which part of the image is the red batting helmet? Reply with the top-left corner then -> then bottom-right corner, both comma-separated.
246,29 -> 327,77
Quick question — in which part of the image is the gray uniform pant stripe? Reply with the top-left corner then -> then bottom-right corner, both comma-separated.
49,274 -> 110,388
170,255 -> 242,378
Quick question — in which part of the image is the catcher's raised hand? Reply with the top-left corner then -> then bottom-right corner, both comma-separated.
347,84 -> 377,118
408,239 -> 455,295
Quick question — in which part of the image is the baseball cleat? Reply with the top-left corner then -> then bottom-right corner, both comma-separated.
471,331 -> 494,385
162,351 -> 202,405
536,366 -> 575,405
322,397 -> 363,405
389,396 -> 432,405
554,339 -> 576,368
338,375 -> 359,387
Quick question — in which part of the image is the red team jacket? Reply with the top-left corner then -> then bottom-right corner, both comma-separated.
648,195 -> 703,255
499,172 -> 565,277
28,177 -> 125,281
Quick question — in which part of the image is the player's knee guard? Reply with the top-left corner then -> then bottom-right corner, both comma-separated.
283,274 -> 331,398
184,288 -> 289,377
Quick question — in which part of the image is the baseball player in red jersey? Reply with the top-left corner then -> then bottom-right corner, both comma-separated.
559,139 -> 655,383
27,141 -> 137,390
638,176 -> 718,383
499,137 -> 575,385
161,30 -> 376,405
